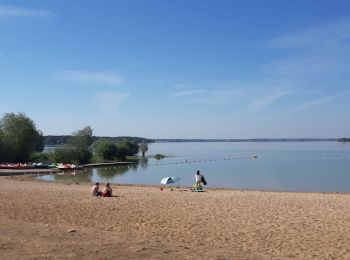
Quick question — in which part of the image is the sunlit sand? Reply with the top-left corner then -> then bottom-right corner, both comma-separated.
1,177 -> 350,259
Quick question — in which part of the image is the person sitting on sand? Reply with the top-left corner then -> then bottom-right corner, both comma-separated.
91,182 -> 102,196
102,182 -> 113,197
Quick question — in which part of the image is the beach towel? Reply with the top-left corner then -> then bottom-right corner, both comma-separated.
191,184 -> 204,192
192,189 -> 205,192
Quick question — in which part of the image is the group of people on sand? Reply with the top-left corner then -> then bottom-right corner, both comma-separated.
91,182 -> 113,197
91,170 -> 207,195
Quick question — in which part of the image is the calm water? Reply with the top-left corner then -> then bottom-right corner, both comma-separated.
39,142 -> 350,192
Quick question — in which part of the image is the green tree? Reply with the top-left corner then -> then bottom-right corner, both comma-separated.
0,113 -> 44,162
51,126 -> 93,164
69,126 -> 93,149
139,142 -> 148,157
115,139 -> 139,160
94,139 -> 118,161
0,130 -> 6,162
51,147 -> 77,163
69,126 -> 93,164
115,143 -> 129,161
122,139 -> 139,155
337,137 -> 350,142
35,130 -> 45,152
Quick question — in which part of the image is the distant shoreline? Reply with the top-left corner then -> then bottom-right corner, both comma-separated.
153,138 -> 337,143
43,136 -> 342,146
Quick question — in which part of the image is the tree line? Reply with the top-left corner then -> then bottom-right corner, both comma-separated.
0,113 -> 149,164
337,137 -> 350,142
44,135 -> 153,146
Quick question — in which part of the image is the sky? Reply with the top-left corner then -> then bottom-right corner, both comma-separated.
0,0 -> 350,138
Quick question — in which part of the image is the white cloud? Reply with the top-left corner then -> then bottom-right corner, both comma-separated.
288,92 -> 349,113
172,84 -> 197,89
56,70 -> 124,86
250,91 -> 290,111
172,89 -> 204,97
262,56 -> 339,77
93,92 -> 130,112
170,81 -> 248,105
170,80 -> 291,111
265,18 -> 350,49
260,18 -> 350,98
0,5 -> 52,17
190,88 -> 246,105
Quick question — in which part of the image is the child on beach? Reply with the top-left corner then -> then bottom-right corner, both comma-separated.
91,183 -> 102,196
102,182 -> 113,197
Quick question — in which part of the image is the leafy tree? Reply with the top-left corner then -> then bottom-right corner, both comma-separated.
92,139 -> 139,162
115,143 -> 129,161
69,126 -> 93,149
35,130 -> 44,152
50,126 -> 93,164
69,126 -> 93,164
139,142 -> 148,157
0,131 -> 6,162
29,152 -> 50,162
0,113 -> 43,162
50,147 -> 77,163
120,139 -> 139,155
94,139 -> 118,161
337,137 -> 350,142
115,139 -> 139,160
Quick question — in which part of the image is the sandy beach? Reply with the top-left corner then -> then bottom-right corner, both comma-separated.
1,177 -> 350,259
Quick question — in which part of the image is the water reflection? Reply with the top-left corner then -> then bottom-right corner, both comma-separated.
52,170 -> 93,182
139,158 -> 148,169
95,164 -> 133,178
44,160 -> 149,183
38,142 -> 350,192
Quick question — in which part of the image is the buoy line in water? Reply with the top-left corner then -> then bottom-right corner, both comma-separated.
147,154 -> 350,167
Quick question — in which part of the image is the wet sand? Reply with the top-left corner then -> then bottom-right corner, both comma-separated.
1,176 -> 350,259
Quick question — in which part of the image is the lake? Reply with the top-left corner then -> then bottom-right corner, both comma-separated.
39,141 -> 350,192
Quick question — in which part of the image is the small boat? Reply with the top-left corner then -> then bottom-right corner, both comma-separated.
0,163 -> 32,169
57,163 -> 76,170
251,154 -> 258,160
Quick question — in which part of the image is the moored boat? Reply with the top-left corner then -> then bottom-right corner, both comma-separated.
56,163 -> 76,170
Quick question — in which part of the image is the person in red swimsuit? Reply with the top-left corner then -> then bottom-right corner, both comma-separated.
102,182 -> 112,197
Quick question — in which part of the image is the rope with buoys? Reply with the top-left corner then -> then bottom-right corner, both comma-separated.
147,153 -> 350,167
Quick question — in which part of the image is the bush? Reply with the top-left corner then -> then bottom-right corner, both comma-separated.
154,153 -> 166,160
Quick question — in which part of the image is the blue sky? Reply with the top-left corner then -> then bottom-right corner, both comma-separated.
1,0 -> 350,138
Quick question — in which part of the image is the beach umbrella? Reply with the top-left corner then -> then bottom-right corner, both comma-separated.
160,176 -> 180,185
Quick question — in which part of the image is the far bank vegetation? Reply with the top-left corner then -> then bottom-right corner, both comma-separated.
337,137 -> 350,142
0,112 -> 152,164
